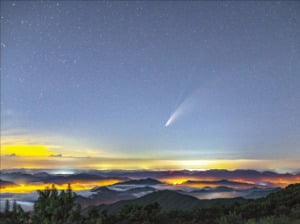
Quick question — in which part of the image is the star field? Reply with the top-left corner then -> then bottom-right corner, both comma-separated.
1,1 -> 300,170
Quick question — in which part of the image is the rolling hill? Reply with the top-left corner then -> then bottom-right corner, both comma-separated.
87,190 -> 245,213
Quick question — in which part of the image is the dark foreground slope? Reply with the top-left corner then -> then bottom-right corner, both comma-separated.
1,183 -> 300,224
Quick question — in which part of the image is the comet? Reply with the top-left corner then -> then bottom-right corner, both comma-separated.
165,111 -> 179,127
165,89 -> 200,127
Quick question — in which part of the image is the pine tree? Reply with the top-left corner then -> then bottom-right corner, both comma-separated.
12,200 -> 17,215
4,200 -> 10,216
31,184 -> 81,224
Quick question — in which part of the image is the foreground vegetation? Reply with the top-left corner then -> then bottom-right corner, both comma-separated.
1,183 -> 300,224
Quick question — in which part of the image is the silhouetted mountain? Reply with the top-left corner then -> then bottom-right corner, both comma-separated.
88,190 -> 245,213
183,179 -> 258,188
43,173 -> 106,184
0,179 -> 17,188
91,190 -> 200,212
77,186 -> 157,208
0,172 -> 40,183
241,187 -> 281,199
113,178 -> 162,185
32,172 -> 51,179
90,186 -> 115,193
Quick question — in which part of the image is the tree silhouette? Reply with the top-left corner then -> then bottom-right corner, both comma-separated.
32,184 -> 82,224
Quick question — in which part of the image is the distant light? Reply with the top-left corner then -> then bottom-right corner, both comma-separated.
259,182 -> 268,186
51,170 -> 74,175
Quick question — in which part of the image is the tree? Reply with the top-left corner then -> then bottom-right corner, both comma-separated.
4,200 -> 10,216
32,184 -> 82,224
12,200 -> 17,215
217,211 -> 243,224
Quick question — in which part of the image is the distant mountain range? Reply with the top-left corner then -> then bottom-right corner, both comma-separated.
0,169 -> 297,212
181,179 -> 260,188
112,178 -> 162,185
77,178 -> 162,207
75,177 -> 280,208
1,169 -> 299,187
0,179 -> 17,188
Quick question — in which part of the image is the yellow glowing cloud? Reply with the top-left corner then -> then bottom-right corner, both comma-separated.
2,145 -> 55,157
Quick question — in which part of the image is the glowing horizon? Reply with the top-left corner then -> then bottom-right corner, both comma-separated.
1,141 -> 299,172
1,152 -> 300,172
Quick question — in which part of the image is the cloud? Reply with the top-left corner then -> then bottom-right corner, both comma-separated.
49,154 -> 63,157
0,131 -> 111,159
1,145 -> 56,157
6,153 -> 17,157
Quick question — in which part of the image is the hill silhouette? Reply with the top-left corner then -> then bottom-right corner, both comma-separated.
88,189 -> 245,213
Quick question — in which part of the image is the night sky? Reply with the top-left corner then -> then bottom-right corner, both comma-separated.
1,1 -> 300,170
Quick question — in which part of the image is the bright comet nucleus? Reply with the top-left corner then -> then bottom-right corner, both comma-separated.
165,117 -> 173,127
165,90 -> 199,127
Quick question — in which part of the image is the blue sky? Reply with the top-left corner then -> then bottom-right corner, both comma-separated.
1,1 -> 300,169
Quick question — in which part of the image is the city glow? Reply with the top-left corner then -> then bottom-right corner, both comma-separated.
0,179 -> 122,193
